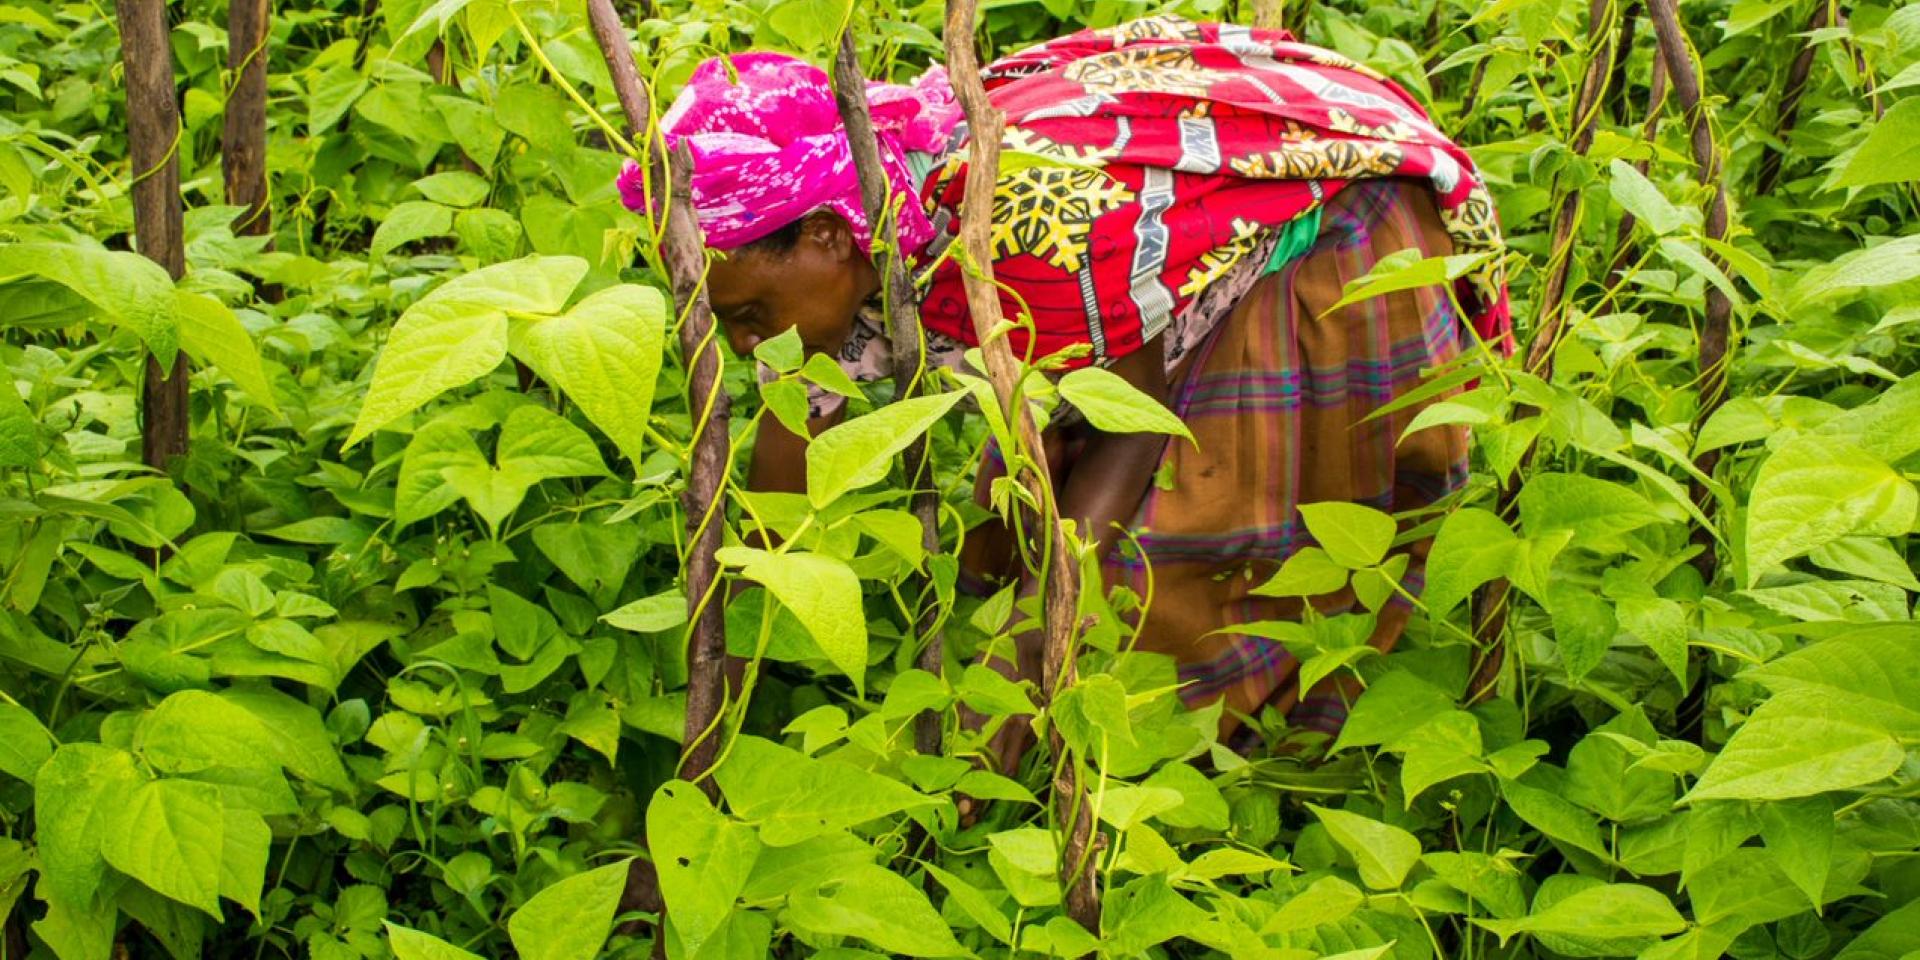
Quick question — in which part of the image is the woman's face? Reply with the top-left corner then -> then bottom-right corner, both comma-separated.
705,212 -> 877,360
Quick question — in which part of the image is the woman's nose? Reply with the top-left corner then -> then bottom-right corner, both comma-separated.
726,328 -> 761,357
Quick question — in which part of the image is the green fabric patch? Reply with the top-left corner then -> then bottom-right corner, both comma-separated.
906,150 -> 942,194
1263,208 -> 1324,275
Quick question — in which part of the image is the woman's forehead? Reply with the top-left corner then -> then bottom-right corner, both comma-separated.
705,250 -> 766,304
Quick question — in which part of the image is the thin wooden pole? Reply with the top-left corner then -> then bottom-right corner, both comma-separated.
1645,0 -> 1736,749
584,3 -> 726,949
1605,2 -> 1640,123
1468,0 -> 1630,704
663,144 -> 733,784
1458,58 -> 1492,119
426,39 -> 450,85
1847,11 -> 1886,122
585,0 -> 649,167
2,911 -> 24,959
1524,0 -> 1628,373
1607,51 -> 1669,283
1755,3 -> 1832,196
223,0 -> 271,240
943,0 -> 1098,934
1420,3 -> 1445,75
581,0 -> 731,802
1645,0 -> 1734,505
828,32 -> 949,757
117,0 -> 190,474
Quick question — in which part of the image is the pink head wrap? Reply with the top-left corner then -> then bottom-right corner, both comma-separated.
616,52 -> 962,255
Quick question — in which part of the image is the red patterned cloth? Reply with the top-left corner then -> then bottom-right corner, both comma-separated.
915,15 -> 1511,366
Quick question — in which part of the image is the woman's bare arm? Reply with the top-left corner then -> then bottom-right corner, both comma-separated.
1053,337 -> 1173,565
995,340 -> 1173,680
965,339 -> 1174,778
746,406 -> 844,496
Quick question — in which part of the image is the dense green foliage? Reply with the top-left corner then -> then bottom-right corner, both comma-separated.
1,0 -> 1919,957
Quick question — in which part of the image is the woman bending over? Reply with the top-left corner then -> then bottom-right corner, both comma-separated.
623,15 -> 1510,753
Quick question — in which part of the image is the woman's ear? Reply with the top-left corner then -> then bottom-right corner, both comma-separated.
801,210 -> 856,261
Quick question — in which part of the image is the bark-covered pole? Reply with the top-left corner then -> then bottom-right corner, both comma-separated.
1646,0 -> 1737,747
1846,9 -> 1886,122
117,0 -> 190,473
1605,2 -> 1641,123
426,40 -> 450,85
584,0 -> 723,942
828,33 -> 949,757
582,0 -> 730,800
1754,3 -> 1831,197
1607,51 -> 1669,283
1420,3 -> 1443,73
1645,0 -> 1734,559
585,0 -> 650,167
1459,59 -> 1492,118
223,0 -> 271,239
1469,0 -> 1629,702
1523,0 -> 1626,373
662,143 -> 734,792
943,0 -> 1099,934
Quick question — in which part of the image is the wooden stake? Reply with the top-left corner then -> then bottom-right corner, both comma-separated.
828,32 -> 949,757
427,40 -> 450,86
223,0 -> 271,240
1845,9 -> 1886,122
1645,0 -> 1733,527
1469,0 -> 1630,704
943,0 -> 1099,935
1420,3 -> 1445,76
583,3 -> 727,949
116,0 -> 190,474
664,141 -> 734,795
1457,57 -> 1499,125
581,0 -> 731,803
585,0 -> 650,162
1607,52 -> 1669,283
1524,0 -> 1628,373
3,896 -> 26,960
1755,3 -> 1832,197
1644,0 -> 1738,749
1605,2 -> 1641,123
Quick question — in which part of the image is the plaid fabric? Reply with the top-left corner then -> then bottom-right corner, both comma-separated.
964,176 -> 1471,741
1119,176 -> 1469,736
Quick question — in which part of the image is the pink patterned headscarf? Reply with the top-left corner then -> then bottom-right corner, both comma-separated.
616,52 -> 961,254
